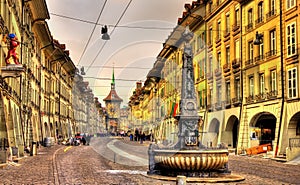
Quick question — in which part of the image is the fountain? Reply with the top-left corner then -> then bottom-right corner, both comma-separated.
147,26 -> 244,182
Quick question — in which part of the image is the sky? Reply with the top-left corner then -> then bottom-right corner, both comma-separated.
45,0 -> 194,107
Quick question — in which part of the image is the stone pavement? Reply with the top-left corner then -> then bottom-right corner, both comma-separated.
0,144 -> 61,184
0,137 -> 299,185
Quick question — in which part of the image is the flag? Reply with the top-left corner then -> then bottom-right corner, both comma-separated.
172,102 -> 178,117
169,102 -> 175,117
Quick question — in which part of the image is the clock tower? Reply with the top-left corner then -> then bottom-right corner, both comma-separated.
103,68 -> 123,133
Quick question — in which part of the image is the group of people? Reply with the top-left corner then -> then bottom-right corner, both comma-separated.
128,128 -> 153,144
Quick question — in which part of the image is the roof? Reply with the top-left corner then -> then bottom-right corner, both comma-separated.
103,87 -> 123,102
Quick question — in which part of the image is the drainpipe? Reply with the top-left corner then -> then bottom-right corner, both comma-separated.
275,0 -> 284,157
59,60 -> 68,139
238,3 -> 244,154
20,0 -> 25,148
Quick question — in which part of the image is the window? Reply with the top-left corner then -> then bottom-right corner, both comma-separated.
197,35 -> 201,51
235,78 -> 241,100
208,2 -> 212,13
209,26 -> 213,45
201,32 -> 205,48
226,82 -> 230,102
209,56 -> 213,74
217,85 -> 222,102
192,40 -> 196,53
248,41 -> 254,60
235,8 -> 240,26
287,22 -> 296,57
226,13 -> 230,33
288,67 -> 297,98
287,0 -> 296,9
257,2 -> 264,23
235,39 -> 240,59
198,91 -> 202,107
270,0 -> 275,13
259,73 -> 265,94
249,76 -> 254,96
270,29 -> 276,55
217,52 -> 221,69
248,9 -> 253,25
217,20 -> 221,39
259,41 -> 264,60
226,47 -> 230,65
270,69 -> 277,92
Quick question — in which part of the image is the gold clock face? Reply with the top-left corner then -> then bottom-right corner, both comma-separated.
107,103 -> 117,117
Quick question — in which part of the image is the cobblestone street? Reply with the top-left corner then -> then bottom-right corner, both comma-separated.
0,137 -> 300,185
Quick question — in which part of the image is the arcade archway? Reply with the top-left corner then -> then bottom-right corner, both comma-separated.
205,118 -> 220,147
250,112 -> 276,146
286,112 -> 300,148
224,115 -> 239,148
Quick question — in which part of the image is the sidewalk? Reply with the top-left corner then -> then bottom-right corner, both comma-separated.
120,136 -> 152,147
0,144 -> 63,184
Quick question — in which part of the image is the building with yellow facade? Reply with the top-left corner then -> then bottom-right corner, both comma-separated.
129,0 -> 300,160
0,0 -> 102,163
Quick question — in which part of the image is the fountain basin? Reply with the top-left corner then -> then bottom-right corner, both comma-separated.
153,149 -> 228,171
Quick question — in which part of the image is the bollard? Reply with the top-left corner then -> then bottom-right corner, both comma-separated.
176,175 -> 186,185
113,153 -> 116,163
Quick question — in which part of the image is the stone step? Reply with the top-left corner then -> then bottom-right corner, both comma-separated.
12,156 -> 22,163
0,163 -> 8,169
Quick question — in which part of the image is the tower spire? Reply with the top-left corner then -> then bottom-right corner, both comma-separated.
112,65 -> 115,85
111,63 -> 115,90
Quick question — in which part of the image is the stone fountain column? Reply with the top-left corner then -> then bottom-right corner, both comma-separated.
176,26 -> 200,149
147,26 -> 241,182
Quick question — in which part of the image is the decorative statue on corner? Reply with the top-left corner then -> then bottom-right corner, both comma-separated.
5,33 -> 20,65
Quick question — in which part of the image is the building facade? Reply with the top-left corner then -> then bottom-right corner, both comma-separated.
129,0 -> 300,159
0,0 -> 101,163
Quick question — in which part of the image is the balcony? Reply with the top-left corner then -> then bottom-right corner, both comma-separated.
232,23 -> 240,32
266,9 -> 276,20
207,72 -> 213,81
214,68 -> 222,77
232,97 -> 242,106
207,104 -> 212,112
215,102 -> 222,110
232,59 -> 241,69
224,99 -> 231,108
266,90 -> 278,99
215,36 -> 221,46
265,50 -> 277,58
255,93 -> 266,102
246,23 -> 253,31
223,30 -> 230,39
223,63 -> 231,73
255,16 -> 264,25
207,41 -> 212,49
255,55 -> 264,62
245,95 -> 254,103
245,59 -> 254,66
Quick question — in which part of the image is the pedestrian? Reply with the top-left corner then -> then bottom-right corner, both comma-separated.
135,128 -> 139,141
82,137 -> 86,145
130,134 -> 133,141
149,130 -> 153,142
140,132 -> 145,144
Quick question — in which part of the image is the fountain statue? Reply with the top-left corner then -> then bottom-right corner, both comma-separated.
147,27 -> 243,181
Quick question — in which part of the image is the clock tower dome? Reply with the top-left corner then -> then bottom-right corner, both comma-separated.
103,68 -> 123,133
